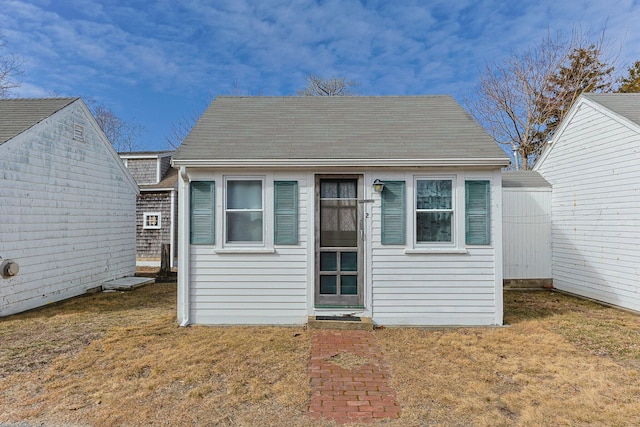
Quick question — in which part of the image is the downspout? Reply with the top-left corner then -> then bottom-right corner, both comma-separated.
177,166 -> 190,326
493,169 -> 504,325
169,189 -> 176,269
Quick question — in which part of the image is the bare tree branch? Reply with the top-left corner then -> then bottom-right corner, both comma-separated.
86,99 -> 145,153
166,94 -> 213,149
297,74 -> 359,96
0,32 -> 23,97
468,30 -> 616,169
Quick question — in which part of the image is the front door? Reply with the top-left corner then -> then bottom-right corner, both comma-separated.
315,175 -> 364,307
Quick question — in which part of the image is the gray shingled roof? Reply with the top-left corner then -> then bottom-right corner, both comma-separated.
0,98 -> 78,145
502,171 -> 551,188
583,93 -> 640,128
173,96 -> 509,166
140,167 -> 178,190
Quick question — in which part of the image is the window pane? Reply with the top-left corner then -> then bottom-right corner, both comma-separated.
417,212 -> 452,242
321,180 -> 357,199
320,200 -> 357,247
341,252 -> 357,271
338,181 -> 356,198
416,180 -> 452,210
321,182 -> 338,198
227,211 -> 263,242
227,180 -> 262,209
340,275 -> 357,295
320,276 -> 337,294
320,252 -> 337,271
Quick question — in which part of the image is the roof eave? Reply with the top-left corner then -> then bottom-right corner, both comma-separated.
171,158 -> 510,168
139,187 -> 177,191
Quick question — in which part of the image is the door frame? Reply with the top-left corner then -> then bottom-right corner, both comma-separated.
314,174 -> 365,308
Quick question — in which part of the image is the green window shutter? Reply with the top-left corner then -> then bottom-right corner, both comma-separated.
465,180 -> 491,245
381,181 -> 406,245
274,181 -> 298,245
190,181 -> 215,245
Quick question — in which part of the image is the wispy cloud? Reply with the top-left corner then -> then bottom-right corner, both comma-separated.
1,0 -> 639,149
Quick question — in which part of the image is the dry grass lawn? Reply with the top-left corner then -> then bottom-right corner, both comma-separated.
1,284 -> 639,426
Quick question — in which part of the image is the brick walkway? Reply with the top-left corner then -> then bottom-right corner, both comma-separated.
308,330 -> 402,423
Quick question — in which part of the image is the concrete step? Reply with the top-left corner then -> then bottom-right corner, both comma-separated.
307,316 -> 374,331
102,277 -> 155,291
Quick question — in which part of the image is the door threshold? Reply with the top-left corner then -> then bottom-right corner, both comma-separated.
315,315 -> 361,321
307,316 -> 374,331
314,305 -> 365,309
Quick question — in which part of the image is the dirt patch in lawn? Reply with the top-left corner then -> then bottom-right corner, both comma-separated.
1,286 -> 640,426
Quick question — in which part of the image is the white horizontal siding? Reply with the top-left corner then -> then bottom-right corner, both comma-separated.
502,188 -> 552,279
0,101 -> 137,317
369,170 -> 501,326
370,247 -> 498,325
188,172 -> 309,325
183,169 -> 502,326
537,101 -> 640,311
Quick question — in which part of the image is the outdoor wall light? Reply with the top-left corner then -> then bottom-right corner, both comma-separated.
372,179 -> 385,193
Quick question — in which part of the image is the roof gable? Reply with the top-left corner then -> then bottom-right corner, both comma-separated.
173,96 -> 509,167
535,93 -> 640,169
0,98 -> 78,145
582,93 -> 640,128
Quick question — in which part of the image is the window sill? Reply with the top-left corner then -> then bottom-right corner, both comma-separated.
404,248 -> 468,255
214,247 -> 276,254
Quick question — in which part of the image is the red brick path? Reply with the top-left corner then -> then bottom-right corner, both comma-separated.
308,330 -> 402,423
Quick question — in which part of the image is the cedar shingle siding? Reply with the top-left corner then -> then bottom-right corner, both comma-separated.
120,152 -> 178,266
127,158 -> 157,184
160,156 -> 171,182
137,192 -> 173,259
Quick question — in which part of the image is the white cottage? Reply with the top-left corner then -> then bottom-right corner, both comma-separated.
0,98 -> 138,317
535,93 -> 640,312
172,96 -> 510,326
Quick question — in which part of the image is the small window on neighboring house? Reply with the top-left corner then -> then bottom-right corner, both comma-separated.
74,123 -> 85,142
143,212 -> 162,229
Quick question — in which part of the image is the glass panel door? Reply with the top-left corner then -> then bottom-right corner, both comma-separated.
315,176 -> 364,307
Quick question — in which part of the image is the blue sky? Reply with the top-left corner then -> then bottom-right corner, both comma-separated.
1,0 -> 640,151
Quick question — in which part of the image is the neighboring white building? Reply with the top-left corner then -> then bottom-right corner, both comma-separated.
0,98 -> 139,317
172,96 -> 510,327
502,171 -> 552,287
535,93 -> 640,312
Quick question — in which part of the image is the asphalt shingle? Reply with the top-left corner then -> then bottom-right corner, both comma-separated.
583,93 -> 640,128
173,96 -> 509,165
0,98 -> 78,145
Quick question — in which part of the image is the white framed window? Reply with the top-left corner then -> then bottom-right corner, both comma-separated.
224,176 -> 264,245
143,212 -> 162,229
414,177 -> 455,245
